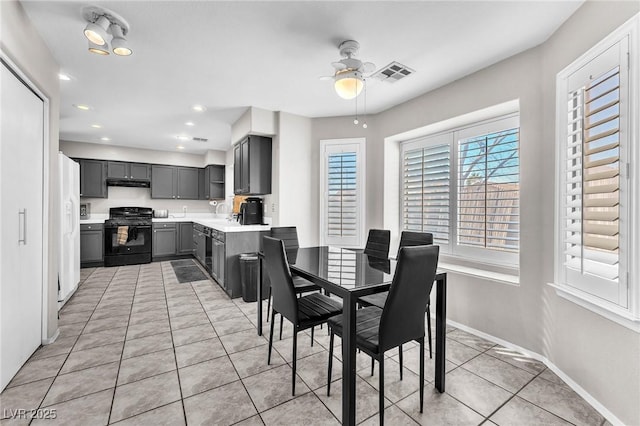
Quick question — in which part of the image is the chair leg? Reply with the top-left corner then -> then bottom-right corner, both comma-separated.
399,344 -> 403,380
292,330 -> 298,396
427,305 -> 433,359
279,314 -> 284,340
371,358 -> 375,377
310,326 -> 314,347
266,287 -> 271,323
268,310 -> 276,365
327,331 -> 334,396
419,337 -> 425,413
379,357 -> 385,426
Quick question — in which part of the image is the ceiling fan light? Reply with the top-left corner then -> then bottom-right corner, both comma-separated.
110,24 -> 133,56
334,73 -> 364,100
84,15 -> 110,46
88,40 -> 110,55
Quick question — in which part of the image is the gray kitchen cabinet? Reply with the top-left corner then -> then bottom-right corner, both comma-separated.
108,161 -> 151,180
193,225 -> 206,266
151,165 -> 199,199
152,222 -> 176,258
80,223 -> 103,265
151,165 -> 175,199
176,167 -> 199,199
177,222 -> 193,254
79,159 -> 107,198
202,164 -> 225,200
233,135 -> 272,195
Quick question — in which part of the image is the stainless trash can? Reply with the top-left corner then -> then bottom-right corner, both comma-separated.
240,253 -> 260,302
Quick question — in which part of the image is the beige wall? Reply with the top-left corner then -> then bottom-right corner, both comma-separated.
1,0 -> 61,339
307,2 -> 639,424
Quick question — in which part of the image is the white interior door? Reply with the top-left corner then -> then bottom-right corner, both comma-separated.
1,61 -> 44,390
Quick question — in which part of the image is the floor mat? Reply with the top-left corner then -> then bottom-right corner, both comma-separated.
171,260 -> 208,283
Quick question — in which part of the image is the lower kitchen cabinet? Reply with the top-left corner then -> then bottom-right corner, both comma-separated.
80,223 -> 104,266
153,222 -> 194,259
152,223 -> 177,258
177,222 -> 193,254
216,230 -> 267,298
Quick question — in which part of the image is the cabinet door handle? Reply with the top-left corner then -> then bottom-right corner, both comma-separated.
18,209 -> 27,244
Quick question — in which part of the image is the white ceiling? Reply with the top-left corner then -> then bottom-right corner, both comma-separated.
21,0 -> 582,154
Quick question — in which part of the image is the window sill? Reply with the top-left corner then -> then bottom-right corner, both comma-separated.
438,262 -> 520,286
548,282 -> 640,333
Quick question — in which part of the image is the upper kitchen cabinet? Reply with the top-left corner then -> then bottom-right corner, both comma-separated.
151,165 -> 199,199
79,159 -> 107,198
107,161 -> 150,180
233,135 -> 272,195
202,164 -> 225,200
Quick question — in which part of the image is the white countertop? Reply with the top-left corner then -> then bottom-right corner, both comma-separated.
80,214 -> 271,233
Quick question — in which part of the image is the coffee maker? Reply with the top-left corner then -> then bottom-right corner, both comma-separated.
239,197 -> 263,225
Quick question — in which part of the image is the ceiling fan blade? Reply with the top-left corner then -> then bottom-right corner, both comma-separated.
319,76 -> 334,81
331,61 -> 347,70
361,62 -> 376,73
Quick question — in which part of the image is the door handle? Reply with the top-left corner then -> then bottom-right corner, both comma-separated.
18,208 -> 27,245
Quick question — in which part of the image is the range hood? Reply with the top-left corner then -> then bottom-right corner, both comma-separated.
106,178 -> 150,188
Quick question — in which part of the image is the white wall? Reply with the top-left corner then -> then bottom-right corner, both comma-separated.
1,0 -> 61,339
305,2 -> 639,424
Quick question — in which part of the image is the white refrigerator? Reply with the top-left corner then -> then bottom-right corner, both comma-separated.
58,152 -> 80,308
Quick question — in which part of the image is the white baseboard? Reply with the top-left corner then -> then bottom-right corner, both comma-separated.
446,319 -> 624,426
41,328 -> 59,345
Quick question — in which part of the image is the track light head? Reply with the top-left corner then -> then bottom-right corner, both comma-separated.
110,24 -> 132,56
88,40 -> 110,55
84,15 -> 110,46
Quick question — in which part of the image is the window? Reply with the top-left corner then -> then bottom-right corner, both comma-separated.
555,17 -> 638,316
402,115 -> 520,266
320,138 -> 366,248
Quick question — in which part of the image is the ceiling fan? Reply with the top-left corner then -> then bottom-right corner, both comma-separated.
321,40 -> 375,99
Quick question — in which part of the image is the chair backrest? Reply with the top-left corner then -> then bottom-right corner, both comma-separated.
379,245 -> 439,352
271,226 -> 300,250
263,236 -> 298,323
397,231 -> 433,258
364,229 -> 391,259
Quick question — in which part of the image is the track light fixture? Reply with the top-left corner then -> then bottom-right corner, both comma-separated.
82,6 -> 132,57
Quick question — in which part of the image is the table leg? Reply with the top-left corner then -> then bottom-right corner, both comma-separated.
435,274 -> 447,392
257,257 -> 263,336
341,293 -> 356,426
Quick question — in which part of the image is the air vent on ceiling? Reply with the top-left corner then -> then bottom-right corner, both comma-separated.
192,137 -> 208,142
371,61 -> 415,82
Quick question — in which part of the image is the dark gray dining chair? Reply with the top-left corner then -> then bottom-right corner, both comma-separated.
327,245 -> 439,425
363,229 -> 391,259
263,236 -> 343,395
358,231 -> 435,360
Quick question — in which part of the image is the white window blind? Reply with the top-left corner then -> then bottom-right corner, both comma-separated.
457,128 -> 520,252
557,32 -> 632,308
402,144 -> 450,245
327,152 -> 357,238
321,139 -> 365,248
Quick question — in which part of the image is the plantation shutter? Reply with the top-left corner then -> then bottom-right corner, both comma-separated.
402,143 -> 451,245
457,128 -> 520,252
561,38 -> 628,306
321,139 -> 365,248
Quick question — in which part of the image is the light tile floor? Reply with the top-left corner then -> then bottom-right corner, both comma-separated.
0,261 -> 607,425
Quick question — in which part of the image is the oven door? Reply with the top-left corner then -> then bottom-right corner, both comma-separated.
104,225 -> 152,256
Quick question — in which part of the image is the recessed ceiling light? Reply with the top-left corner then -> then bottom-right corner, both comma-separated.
185,121 -> 195,126
59,73 -> 71,81
177,135 -> 190,141
191,105 -> 206,112
100,137 -> 110,141
91,124 -> 102,129
176,145 -> 185,150
73,104 -> 91,111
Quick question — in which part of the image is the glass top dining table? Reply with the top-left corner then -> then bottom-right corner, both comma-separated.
256,246 -> 447,426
